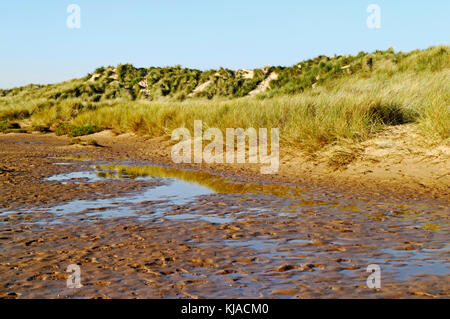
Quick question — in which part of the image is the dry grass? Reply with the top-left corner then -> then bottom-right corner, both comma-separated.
1,46 -> 448,154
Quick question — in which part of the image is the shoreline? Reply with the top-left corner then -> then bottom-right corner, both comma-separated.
1,126 -> 449,205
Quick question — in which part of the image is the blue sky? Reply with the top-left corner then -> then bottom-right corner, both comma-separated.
0,1 -> 448,88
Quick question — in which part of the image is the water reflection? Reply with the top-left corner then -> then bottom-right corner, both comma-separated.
94,164 -> 308,197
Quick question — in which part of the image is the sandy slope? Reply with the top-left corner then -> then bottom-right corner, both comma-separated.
1,124 -> 448,202
248,72 -> 278,96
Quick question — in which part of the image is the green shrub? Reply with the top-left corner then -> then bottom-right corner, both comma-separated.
55,124 -> 74,136
68,125 -> 101,137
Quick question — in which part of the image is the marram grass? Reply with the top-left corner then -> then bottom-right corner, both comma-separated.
0,46 -> 448,152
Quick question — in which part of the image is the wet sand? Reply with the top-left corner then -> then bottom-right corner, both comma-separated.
0,133 -> 449,298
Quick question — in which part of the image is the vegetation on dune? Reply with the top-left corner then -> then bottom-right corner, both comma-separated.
0,120 -> 26,133
55,123 -> 100,137
0,45 -> 448,153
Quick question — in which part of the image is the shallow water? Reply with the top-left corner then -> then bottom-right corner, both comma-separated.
2,160 -> 449,297
13,141 -> 43,145
45,164 -> 450,275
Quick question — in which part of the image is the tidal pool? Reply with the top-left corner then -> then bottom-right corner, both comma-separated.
1,161 -> 449,297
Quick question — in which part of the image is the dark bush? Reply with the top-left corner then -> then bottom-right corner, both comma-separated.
368,103 -> 417,126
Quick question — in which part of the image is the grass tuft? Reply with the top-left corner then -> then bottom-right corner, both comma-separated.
68,138 -> 102,147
